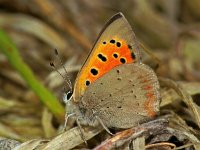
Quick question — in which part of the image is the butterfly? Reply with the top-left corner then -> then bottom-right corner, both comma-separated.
65,12 -> 160,131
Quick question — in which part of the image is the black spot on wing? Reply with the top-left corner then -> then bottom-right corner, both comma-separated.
98,54 -> 107,62
120,58 -> 126,64
86,80 -> 90,86
116,42 -> 121,47
91,68 -> 98,75
113,53 -> 118,58
110,39 -> 115,44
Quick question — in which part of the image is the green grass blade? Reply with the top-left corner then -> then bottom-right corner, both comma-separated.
0,29 -> 65,122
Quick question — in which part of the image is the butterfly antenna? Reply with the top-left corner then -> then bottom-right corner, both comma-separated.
50,49 -> 73,92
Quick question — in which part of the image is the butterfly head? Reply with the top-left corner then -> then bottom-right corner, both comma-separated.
64,90 -> 78,118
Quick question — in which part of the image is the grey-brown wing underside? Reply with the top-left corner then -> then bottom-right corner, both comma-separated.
82,63 -> 160,128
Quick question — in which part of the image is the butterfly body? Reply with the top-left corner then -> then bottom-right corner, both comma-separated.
66,13 -> 160,129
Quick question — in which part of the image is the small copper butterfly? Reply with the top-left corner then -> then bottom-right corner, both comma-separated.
65,12 -> 160,130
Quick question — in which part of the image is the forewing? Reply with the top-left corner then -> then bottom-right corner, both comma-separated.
73,13 -> 141,101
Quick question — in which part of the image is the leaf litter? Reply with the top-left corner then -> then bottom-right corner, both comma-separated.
0,0 -> 200,149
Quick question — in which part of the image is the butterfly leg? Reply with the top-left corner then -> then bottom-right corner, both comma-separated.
91,109 -> 113,135
76,117 -> 88,145
63,113 -> 76,132
64,113 -> 88,145
94,115 -> 113,135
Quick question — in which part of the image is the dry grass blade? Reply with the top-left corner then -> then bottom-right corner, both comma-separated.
131,0 -> 177,48
41,108 -> 56,138
145,142 -> 176,150
176,143 -> 200,150
160,81 -> 200,107
132,136 -> 145,150
34,0 -> 92,50
13,139 -> 49,150
93,119 -> 168,150
41,126 -> 103,150
12,120 -> 166,150
0,13 -> 68,50
0,29 -> 65,122
159,78 -> 200,127
159,77 -> 200,128
140,42 -> 162,66
14,126 -> 103,150
0,123 -> 23,141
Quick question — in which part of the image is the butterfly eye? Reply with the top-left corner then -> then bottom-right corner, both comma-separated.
63,91 -> 73,103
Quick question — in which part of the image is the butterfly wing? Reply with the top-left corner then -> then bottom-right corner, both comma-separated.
73,13 -> 141,101
81,63 -> 160,128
